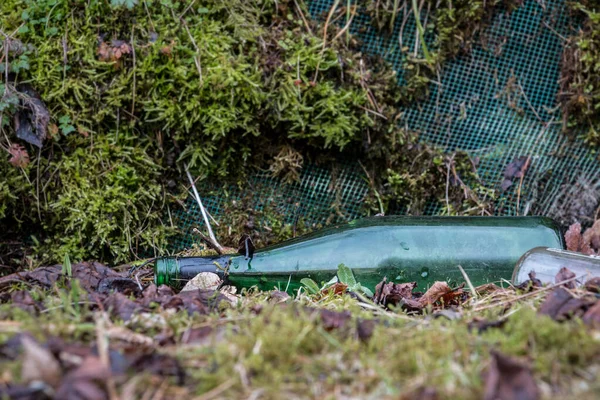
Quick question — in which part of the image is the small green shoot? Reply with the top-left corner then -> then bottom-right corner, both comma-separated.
62,254 -> 72,277
300,278 -> 320,295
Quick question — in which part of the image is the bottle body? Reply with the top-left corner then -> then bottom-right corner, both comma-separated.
512,247 -> 600,286
156,216 -> 565,292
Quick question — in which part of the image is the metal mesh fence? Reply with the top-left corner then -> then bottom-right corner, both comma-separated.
171,0 -> 599,251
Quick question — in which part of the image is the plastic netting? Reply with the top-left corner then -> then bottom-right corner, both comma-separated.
171,0 -> 599,251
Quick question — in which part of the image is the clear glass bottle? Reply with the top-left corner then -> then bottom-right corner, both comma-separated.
155,216 -> 565,293
512,247 -> 600,286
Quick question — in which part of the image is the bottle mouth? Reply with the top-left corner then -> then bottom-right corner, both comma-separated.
154,257 -> 179,286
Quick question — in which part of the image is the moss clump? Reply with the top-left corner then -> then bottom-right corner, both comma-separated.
361,0 -> 521,101
560,1 -> 600,147
0,0 -> 494,266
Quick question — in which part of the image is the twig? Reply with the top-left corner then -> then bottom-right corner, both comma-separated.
143,1 -> 156,32
457,265 -> 478,299
516,155 -> 531,215
131,26 -> 136,117
187,188 -> 220,226
445,159 -> 451,212
473,274 -> 583,312
313,0 -> 341,83
293,0 -> 313,35
178,14 -> 203,85
357,105 -> 387,119
178,0 -> 197,19
185,165 -> 224,254
134,271 -> 143,292
542,21 -> 567,41
331,5 -> 357,43
517,81 -> 545,125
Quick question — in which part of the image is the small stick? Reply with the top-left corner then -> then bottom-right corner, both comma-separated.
516,155 -> 531,215
178,13 -> 203,85
473,274 -> 583,312
293,0 -> 313,35
457,265 -> 478,299
130,26 -> 136,117
185,166 -> 224,254
517,81 -> 544,125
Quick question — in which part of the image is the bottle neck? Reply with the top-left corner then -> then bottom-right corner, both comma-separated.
155,255 -> 231,287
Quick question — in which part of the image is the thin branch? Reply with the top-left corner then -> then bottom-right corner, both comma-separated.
131,25 -> 136,117
177,12 -> 203,85
293,0 -> 313,35
185,165 -> 223,253
517,81 -> 545,125
516,155 -> 531,215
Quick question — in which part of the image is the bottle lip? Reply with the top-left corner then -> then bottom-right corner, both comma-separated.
154,257 -> 178,286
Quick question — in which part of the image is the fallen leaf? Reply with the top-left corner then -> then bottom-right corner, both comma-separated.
356,319 -> 376,342
320,309 -> 351,331
582,220 -> 600,255
14,84 -> 49,148
483,350 -> 539,400
555,267 -> 576,289
538,287 -> 573,320
584,277 -> 600,293
8,143 -> 30,168
501,156 -> 529,192
320,282 -> 348,296
516,271 -> 542,291
268,290 -> 290,303
20,336 -> 62,388
583,301 -> 600,327
373,278 -> 417,307
55,356 -> 111,400
565,223 -> 582,252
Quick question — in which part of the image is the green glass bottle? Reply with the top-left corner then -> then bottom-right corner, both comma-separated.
512,247 -> 600,286
155,216 -> 565,293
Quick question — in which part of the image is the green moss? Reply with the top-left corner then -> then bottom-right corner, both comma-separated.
1,285 -> 599,398
0,0 -> 496,265
560,1 -> 600,147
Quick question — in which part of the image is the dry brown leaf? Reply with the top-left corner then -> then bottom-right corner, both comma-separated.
320,309 -> 351,331
582,219 -> 600,255
55,356 -> 111,400
564,222 -> 582,252
483,350 -> 539,400
321,282 -> 348,296
583,301 -> 600,327
8,143 -> 30,168
373,278 -> 416,307
20,336 -> 62,387
538,287 -> 573,320
418,281 -> 453,306
555,267 -> 576,289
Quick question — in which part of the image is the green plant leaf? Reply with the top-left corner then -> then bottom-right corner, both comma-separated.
337,263 -> 356,287
62,253 -> 72,277
300,278 -> 320,295
357,284 -> 374,298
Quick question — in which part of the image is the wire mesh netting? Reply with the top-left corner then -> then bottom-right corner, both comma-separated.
171,0 -> 600,251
